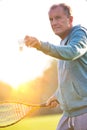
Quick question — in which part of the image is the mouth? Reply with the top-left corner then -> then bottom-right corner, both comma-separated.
53,27 -> 61,31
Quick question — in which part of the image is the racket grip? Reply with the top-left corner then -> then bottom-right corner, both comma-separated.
39,99 -> 59,107
40,103 -> 47,107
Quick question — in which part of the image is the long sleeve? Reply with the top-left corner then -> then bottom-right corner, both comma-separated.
38,29 -> 87,61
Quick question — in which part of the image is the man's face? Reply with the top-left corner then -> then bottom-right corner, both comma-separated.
49,6 -> 73,39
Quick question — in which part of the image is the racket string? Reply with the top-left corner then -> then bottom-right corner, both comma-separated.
0,103 -> 32,126
0,102 -> 46,127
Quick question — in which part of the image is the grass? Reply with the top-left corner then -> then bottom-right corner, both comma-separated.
0,114 -> 62,130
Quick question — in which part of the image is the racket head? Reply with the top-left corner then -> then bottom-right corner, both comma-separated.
0,102 -> 46,128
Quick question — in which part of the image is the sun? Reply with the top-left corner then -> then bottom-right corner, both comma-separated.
0,47 -> 51,89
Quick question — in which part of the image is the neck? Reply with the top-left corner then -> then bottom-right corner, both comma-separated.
60,26 -> 73,40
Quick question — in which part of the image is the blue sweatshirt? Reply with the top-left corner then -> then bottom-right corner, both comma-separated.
38,25 -> 87,117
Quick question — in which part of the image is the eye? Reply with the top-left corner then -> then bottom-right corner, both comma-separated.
49,17 -> 53,22
55,16 -> 61,20
49,16 -> 61,22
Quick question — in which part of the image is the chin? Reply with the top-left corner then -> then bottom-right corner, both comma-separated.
55,32 -> 61,36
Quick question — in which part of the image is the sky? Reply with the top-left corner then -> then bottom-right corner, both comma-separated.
0,0 -> 87,88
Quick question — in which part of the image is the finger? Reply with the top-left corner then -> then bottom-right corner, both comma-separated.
29,41 -> 38,48
47,102 -> 57,108
24,38 -> 33,47
24,35 -> 30,40
50,100 -> 58,107
46,99 -> 59,108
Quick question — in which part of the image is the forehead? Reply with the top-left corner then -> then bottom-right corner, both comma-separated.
49,6 -> 65,17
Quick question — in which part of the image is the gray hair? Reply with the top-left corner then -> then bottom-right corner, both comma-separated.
49,3 -> 72,17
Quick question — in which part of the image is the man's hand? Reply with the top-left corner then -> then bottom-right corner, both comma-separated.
24,35 -> 41,49
46,96 -> 59,108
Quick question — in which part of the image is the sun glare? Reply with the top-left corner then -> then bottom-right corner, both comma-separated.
0,46 -> 51,89
0,0 -> 87,89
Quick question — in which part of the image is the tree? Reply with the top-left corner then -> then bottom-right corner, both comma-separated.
0,81 -> 13,101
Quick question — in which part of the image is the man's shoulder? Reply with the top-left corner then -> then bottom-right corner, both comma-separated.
72,24 -> 87,33
70,24 -> 87,36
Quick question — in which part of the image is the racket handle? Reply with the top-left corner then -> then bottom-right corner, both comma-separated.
40,99 -> 59,107
40,103 -> 47,107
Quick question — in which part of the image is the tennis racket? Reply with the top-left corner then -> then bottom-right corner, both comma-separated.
0,101 -> 47,128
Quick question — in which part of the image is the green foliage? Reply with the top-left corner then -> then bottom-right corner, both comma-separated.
0,81 -> 13,101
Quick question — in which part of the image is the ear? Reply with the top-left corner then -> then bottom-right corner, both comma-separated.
69,16 -> 73,23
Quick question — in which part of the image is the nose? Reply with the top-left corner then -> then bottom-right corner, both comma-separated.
51,18 -> 58,26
